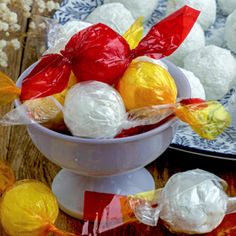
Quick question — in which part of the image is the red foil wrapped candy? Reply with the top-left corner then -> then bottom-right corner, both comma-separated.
20,6 -> 200,100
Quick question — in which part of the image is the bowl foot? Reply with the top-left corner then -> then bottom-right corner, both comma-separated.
52,168 -> 155,219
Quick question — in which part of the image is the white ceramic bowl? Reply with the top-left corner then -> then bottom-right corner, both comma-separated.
16,60 -> 190,218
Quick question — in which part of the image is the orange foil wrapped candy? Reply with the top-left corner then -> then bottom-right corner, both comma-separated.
117,61 -> 177,110
19,6 -> 200,100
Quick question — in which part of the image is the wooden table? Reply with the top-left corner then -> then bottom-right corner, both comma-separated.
1,4 -> 236,236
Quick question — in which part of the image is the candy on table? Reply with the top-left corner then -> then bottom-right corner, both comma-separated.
218,0 -> 236,15
184,45 -> 236,100
64,81 -> 127,139
225,10 -> 236,54
46,20 -> 92,54
179,68 -> 206,100
167,22 -> 205,67
86,3 -> 135,35
0,162 -> 76,236
103,0 -> 159,21
129,169 -> 236,235
166,0 -> 216,30
18,6 -> 200,101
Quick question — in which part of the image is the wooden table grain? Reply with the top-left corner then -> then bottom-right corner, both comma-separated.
1,5 -> 236,236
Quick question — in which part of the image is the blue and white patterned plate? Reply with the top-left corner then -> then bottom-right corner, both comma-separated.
54,0 -> 236,160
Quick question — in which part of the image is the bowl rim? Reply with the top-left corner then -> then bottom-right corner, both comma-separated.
15,60 -> 189,144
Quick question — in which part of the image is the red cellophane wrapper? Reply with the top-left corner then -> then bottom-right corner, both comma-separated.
20,6 -> 200,101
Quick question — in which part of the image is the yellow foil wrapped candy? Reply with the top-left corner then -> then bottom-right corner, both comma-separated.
117,61 -> 177,110
0,180 -> 77,236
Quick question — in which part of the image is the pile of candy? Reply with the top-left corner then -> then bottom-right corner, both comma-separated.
0,6 -> 231,140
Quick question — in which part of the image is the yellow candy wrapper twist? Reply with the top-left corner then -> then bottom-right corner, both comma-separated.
175,100 -> 231,140
0,162 -> 77,236
117,61 -> 177,110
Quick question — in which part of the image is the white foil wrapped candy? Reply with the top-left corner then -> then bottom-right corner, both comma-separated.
130,169 -> 236,235
225,10 -> 236,54
64,81 -> 127,139
103,0 -> 159,21
218,0 -> 236,15
179,68 -> 206,100
86,3 -> 135,34
228,90 -> 236,129
184,45 -> 236,100
46,20 -> 91,54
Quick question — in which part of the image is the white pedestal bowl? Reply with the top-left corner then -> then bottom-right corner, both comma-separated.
16,60 -> 190,219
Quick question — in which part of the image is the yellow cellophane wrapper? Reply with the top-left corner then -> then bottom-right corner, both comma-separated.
24,72 -> 77,131
117,61 -> 177,110
0,160 -> 15,194
175,101 -> 231,140
0,180 -> 59,236
0,71 -> 21,105
123,17 -> 144,50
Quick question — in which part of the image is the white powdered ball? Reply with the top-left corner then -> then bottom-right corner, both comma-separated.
159,169 -> 228,234
47,20 -> 91,54
86,3 -> 135,34
184,45 -> 236,100
225,10 -> 236,54
218,0 -> 236,15
179,68 -> 206,99
64,81 -> 126,139
166,0 -> 216,30
103,0 -> 159,21
228,91 -> 236,128
168,22 -> 205,67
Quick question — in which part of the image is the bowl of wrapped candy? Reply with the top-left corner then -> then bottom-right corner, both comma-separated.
0,6 -> 231,219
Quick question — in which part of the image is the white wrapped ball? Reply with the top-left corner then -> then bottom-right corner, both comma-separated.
46,20 -> 91,54
64,81 -> 126,139
218,0 -> 236,15
159,169 -> 228,234
134,56 -> 168,70
103,0 -> 159,21
184,45 -> 236,100
166,0 -> 216,30
167,22 -> 205,67
225,10 -> 236,54
179,68 -> 206,99
86,3 -> 135,34
228,91 -> 236,129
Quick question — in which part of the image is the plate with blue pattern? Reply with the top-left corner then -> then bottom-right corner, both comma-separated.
54,0 -> 236,160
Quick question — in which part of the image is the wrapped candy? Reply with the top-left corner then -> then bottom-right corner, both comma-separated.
64,81 -> 127,138
0,71 -> 76,131
0,163 -> 76,236
117,60 -> 177,110
86,3 -> 135,34
129,169 -> 236,235
63,79 -> 230,140
184,45 -> 236,100
46,20 -> 92,54
82,170 -> 236,235
18,6 -> 200,100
